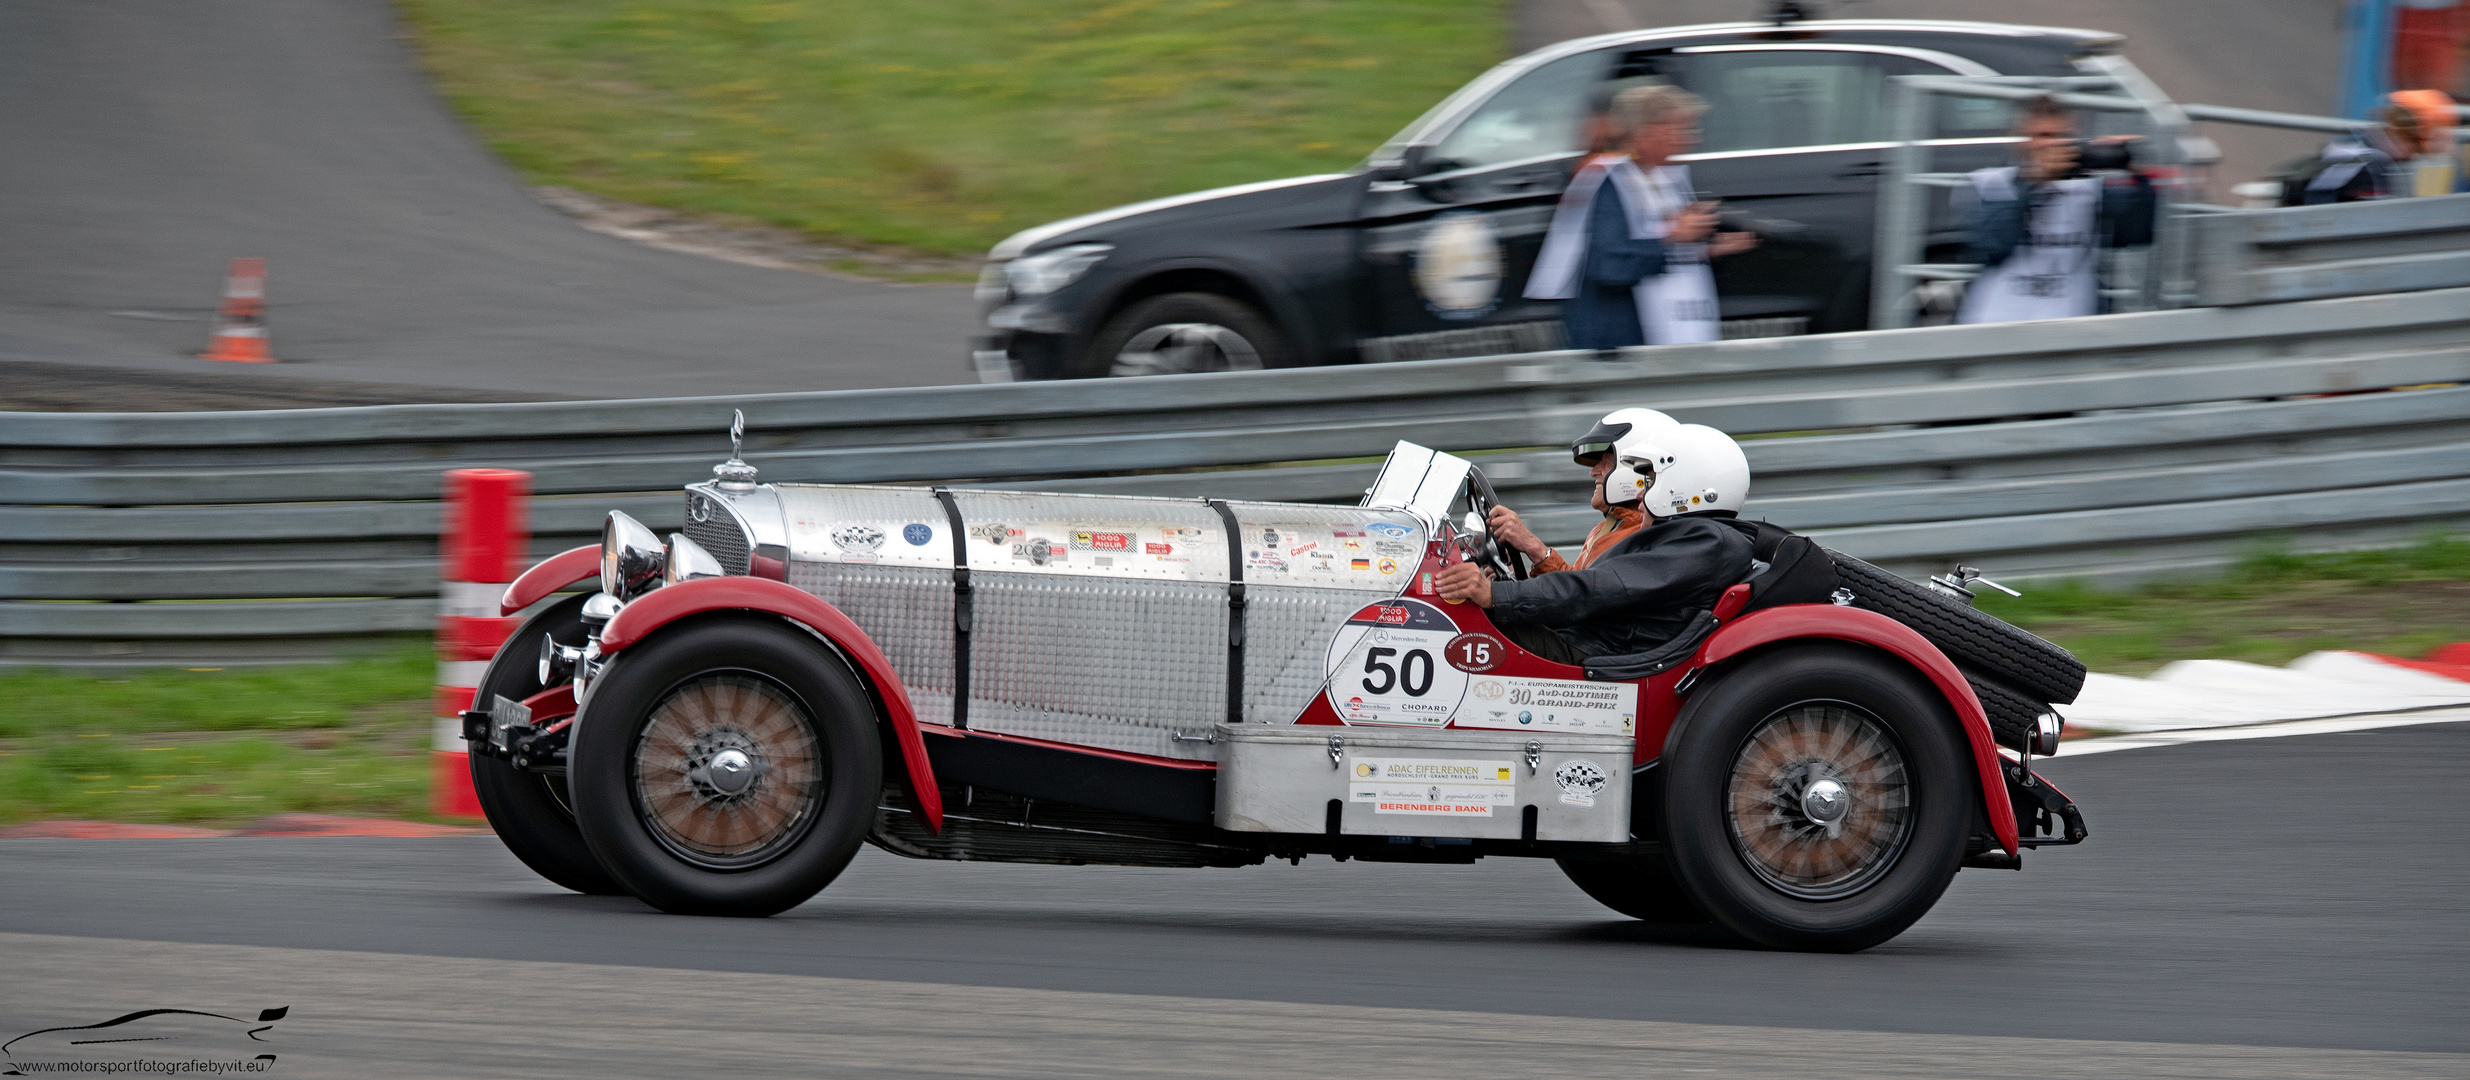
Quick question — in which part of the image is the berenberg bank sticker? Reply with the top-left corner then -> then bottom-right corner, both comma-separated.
1350,757 -> 1516,817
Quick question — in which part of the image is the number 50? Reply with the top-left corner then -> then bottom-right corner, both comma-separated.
1363,647 -> 1434,696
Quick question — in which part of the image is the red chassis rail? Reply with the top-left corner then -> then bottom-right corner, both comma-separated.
593,576 -> 945,831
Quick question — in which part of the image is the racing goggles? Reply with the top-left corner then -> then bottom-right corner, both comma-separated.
1570,420 -> 1632,465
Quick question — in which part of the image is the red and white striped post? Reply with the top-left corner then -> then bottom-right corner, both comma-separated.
433,468 -> 531,819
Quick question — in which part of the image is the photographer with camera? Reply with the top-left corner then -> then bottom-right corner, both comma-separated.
1954,95 -> 2155,325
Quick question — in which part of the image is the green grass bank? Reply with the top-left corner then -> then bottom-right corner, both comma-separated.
0,648 -> 440,827
397,0 -> 1509,257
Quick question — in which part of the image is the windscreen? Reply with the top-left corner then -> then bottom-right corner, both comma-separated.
1362,441 -> 1473,523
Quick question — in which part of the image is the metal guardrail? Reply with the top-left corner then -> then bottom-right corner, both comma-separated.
5,287 -> 2468,665
2188,193 -> 2470,305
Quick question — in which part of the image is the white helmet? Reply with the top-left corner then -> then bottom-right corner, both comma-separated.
1622,423 -> 1750,518
1570,408 -> 1679,506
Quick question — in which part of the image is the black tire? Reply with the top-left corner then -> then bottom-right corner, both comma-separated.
1557,856 -> 1712,923
1966,670 -> 2052,753
469,593 -> 626,896
1827,550 -> 2086,705
570,616 -> 882,917
1662,642 -> 1972,952
1082,291 -> 1290,378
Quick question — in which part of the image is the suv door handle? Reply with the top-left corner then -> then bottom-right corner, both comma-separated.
1835,162 -> 1883,180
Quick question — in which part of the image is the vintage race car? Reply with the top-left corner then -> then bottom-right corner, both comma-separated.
465,426 -> 2089,952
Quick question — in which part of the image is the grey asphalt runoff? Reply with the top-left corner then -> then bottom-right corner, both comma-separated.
0,0 -> 976,405
3,722 -> 2464,1066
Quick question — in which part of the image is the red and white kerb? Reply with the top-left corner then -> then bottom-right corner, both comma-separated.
432,468 -> 530,819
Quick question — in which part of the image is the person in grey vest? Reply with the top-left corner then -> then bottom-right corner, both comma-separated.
1526,85 -> 1754,349
1955,96 -> 2154,324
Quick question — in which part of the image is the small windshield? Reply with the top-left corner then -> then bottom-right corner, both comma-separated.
1363,441 -> 1474,523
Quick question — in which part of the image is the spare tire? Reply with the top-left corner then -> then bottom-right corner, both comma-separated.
1965,670 -> 2053,752
1826,550 -> 2085,705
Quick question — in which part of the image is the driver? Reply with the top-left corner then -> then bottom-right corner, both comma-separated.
1435,422 -> 1753,666
1488,407 -> 1677,575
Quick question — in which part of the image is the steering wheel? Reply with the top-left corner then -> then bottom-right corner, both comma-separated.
1461,467 -> 1530,582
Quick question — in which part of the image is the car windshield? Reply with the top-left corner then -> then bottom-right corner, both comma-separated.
1360,48 -> 1603,172
1423,51 -> 1609,173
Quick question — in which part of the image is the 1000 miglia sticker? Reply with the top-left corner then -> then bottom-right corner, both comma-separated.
1321,598 -> 1638,735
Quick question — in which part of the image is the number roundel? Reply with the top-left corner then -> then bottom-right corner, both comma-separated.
1445,631 -> 1505,674
1324,598 -> 1473,726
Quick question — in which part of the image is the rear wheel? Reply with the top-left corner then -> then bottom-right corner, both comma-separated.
570,616 -> 882,917
1084,291 -> 1289,377
1662,643 -> 1971,952
469,593 -> 624,896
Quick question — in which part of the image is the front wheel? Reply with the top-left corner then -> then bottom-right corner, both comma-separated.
569,616 -> 883,917
1662,642 -> 1971,952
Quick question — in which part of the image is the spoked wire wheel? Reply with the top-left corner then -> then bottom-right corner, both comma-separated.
1724,702 -> 1914,901
631,673 -> 826,871
1109,322 -> 1263,376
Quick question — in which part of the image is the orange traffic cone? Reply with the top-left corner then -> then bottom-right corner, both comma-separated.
203,257 -> 273,362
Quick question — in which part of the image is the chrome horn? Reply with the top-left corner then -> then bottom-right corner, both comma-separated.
664,532 -> 725,585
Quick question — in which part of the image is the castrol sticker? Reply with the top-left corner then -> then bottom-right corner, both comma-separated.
1452,676 -> 1638,737
1349,757 -> 1515,817
1323,598 -> 1469,727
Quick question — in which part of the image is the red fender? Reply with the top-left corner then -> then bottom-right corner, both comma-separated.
1692,603 -> 2019,855
500,545 -> 601,616
596,576 -> 943,831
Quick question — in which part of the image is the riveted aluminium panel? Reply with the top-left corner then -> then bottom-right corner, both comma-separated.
947,490 -> 1229,582
963,574 -> 1229,761
774,484 -> 953,568
1218,502 -> 1425,590
1241,584 -> 1398,725
783,561 -> 957,727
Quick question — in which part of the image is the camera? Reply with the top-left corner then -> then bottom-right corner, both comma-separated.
2068,138 -> 2134,175
1717,210 -> 1807,239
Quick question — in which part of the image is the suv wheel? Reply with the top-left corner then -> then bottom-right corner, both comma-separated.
1084,292 -> 1289,377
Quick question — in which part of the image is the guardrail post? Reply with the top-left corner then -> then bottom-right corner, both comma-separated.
1872,77 -> 1932,331
432,468 -> 530,819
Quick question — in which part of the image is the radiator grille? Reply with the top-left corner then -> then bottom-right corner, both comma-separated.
683,493 -> 752,575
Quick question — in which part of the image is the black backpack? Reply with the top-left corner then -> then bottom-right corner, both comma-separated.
1726,517 -> 1842,614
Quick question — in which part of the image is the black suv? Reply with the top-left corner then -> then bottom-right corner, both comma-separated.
973,19 -> 2121,381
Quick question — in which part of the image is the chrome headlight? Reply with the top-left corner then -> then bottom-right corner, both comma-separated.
1003,243 -> 1112,299
601,510 -> 665,599
663,532 -> 725,585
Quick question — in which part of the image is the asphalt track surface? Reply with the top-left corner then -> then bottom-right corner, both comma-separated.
0,1 -> 976,403
3,722 -> 2464,1077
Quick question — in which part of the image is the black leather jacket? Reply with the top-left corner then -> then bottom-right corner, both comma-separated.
1485,513 -> 1754,658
